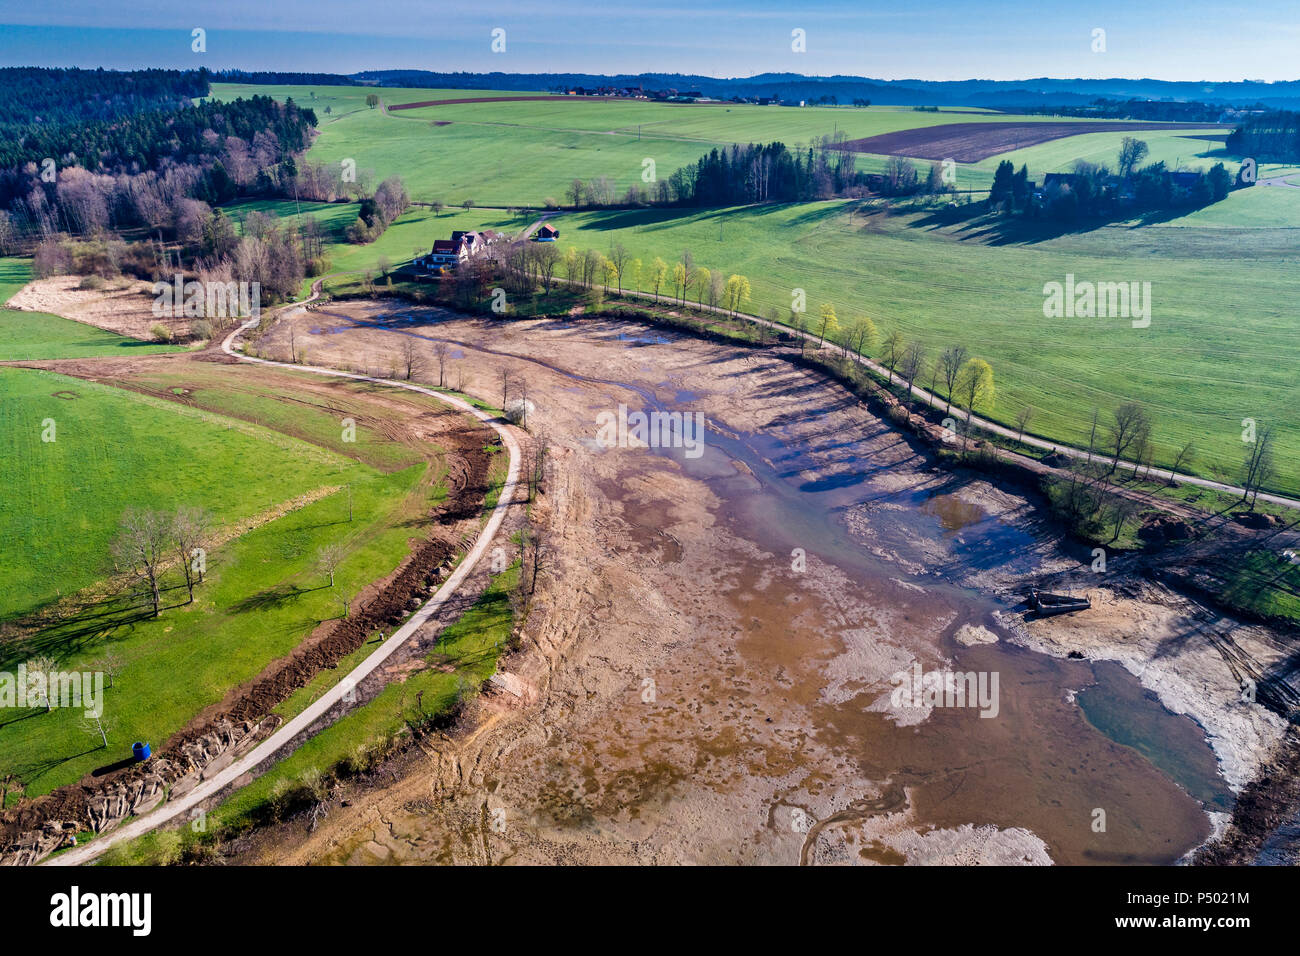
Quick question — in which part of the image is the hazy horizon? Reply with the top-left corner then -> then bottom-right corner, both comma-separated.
0,0 -> 1296,83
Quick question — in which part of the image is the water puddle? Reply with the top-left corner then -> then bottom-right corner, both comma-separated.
922,493 -> 989,534
1077,661 -> 1233,812
616,331 -> 673,345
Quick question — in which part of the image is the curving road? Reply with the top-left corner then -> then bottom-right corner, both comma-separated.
46,292 -> 521,866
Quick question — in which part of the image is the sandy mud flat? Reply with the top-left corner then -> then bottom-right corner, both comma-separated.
229,302 -> 1290,866
8,275 -> 187,339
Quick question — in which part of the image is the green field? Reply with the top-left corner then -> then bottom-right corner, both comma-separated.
1162,169 -> 1300,228
549,200 -> 1300,495
970,127 -> 1229,179
209,83 -> 1129,207
0,311 -> 187,361
205,84 -> 1299,497
0,256 -> 34,301
98,559 -> 519,865
0,362 -> 462,800
210,83 -> 1243,207
0,366 -> 373,620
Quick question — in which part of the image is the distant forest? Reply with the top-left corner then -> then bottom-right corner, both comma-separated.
0,67 -> 208,132
566,135 -> 952,208
0,68 -> 337,309
1008,97 -> 1235,123
344,70 -> 1300,111
1227,112 -> 1300,163
213,69 -> 360,87
0,95 -> 315,183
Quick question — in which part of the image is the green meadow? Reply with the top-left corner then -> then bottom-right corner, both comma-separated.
0,366 -> 370,620
0,312 -> 186,361
970,127 -> 1229,180
549,200 -> 1300,495
207,85 -> 1295,496
0,363 -> 453,800
209,83 -> 1111,207
98,560 -> 519,865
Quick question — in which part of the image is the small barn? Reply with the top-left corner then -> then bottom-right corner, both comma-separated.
535,224 -> 559,241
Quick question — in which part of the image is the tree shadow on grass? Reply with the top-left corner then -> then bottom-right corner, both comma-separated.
10,746 -> 104,786
227,583 -> 317,615
90,755 -> 137,777
908,204 -> 1113,245
0,708 -> 49,730
0,601 -> 156,671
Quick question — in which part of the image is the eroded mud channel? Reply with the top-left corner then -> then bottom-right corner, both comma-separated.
245,303 -> 1289,866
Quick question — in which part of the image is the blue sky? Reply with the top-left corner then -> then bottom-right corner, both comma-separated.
0,0 -> 1295,81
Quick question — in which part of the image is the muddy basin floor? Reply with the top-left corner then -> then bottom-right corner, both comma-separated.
235,306 -> 1290,866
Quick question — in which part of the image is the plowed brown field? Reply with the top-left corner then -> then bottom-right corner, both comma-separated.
842,121 -> 1223,163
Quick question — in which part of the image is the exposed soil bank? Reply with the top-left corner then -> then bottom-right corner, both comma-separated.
228,304 -> 1292,866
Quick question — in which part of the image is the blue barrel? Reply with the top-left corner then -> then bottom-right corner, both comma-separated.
132,742 -> 151,762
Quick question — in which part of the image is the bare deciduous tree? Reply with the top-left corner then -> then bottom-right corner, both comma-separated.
900,342 -> 926,410
26,655 -> 57,712
500,367 -> 514,410
172,506 -> 211,602
1241,425 -> 1277,509
940,345 -> 968,414
1085,406 -> 1101,462
93,649 -> 124,689
400,337 -> 424,381
1015,405 -> 1035,445
1170,441 -> 1196,485
1107,402 -> 1152,476
111,509 -> 171,617
80,715 -> 110,749
1107,493 -> 1139,542
535,242 -> 560,293
317,543 -> 346,587
526,435 -> 549,502
432,340 -> 451,387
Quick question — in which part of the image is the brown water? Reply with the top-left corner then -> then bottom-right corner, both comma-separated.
669,405 -> 1217,863
311,313 -> 1223,864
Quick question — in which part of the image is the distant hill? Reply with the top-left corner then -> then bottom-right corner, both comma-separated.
333,70 -> 1300,110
